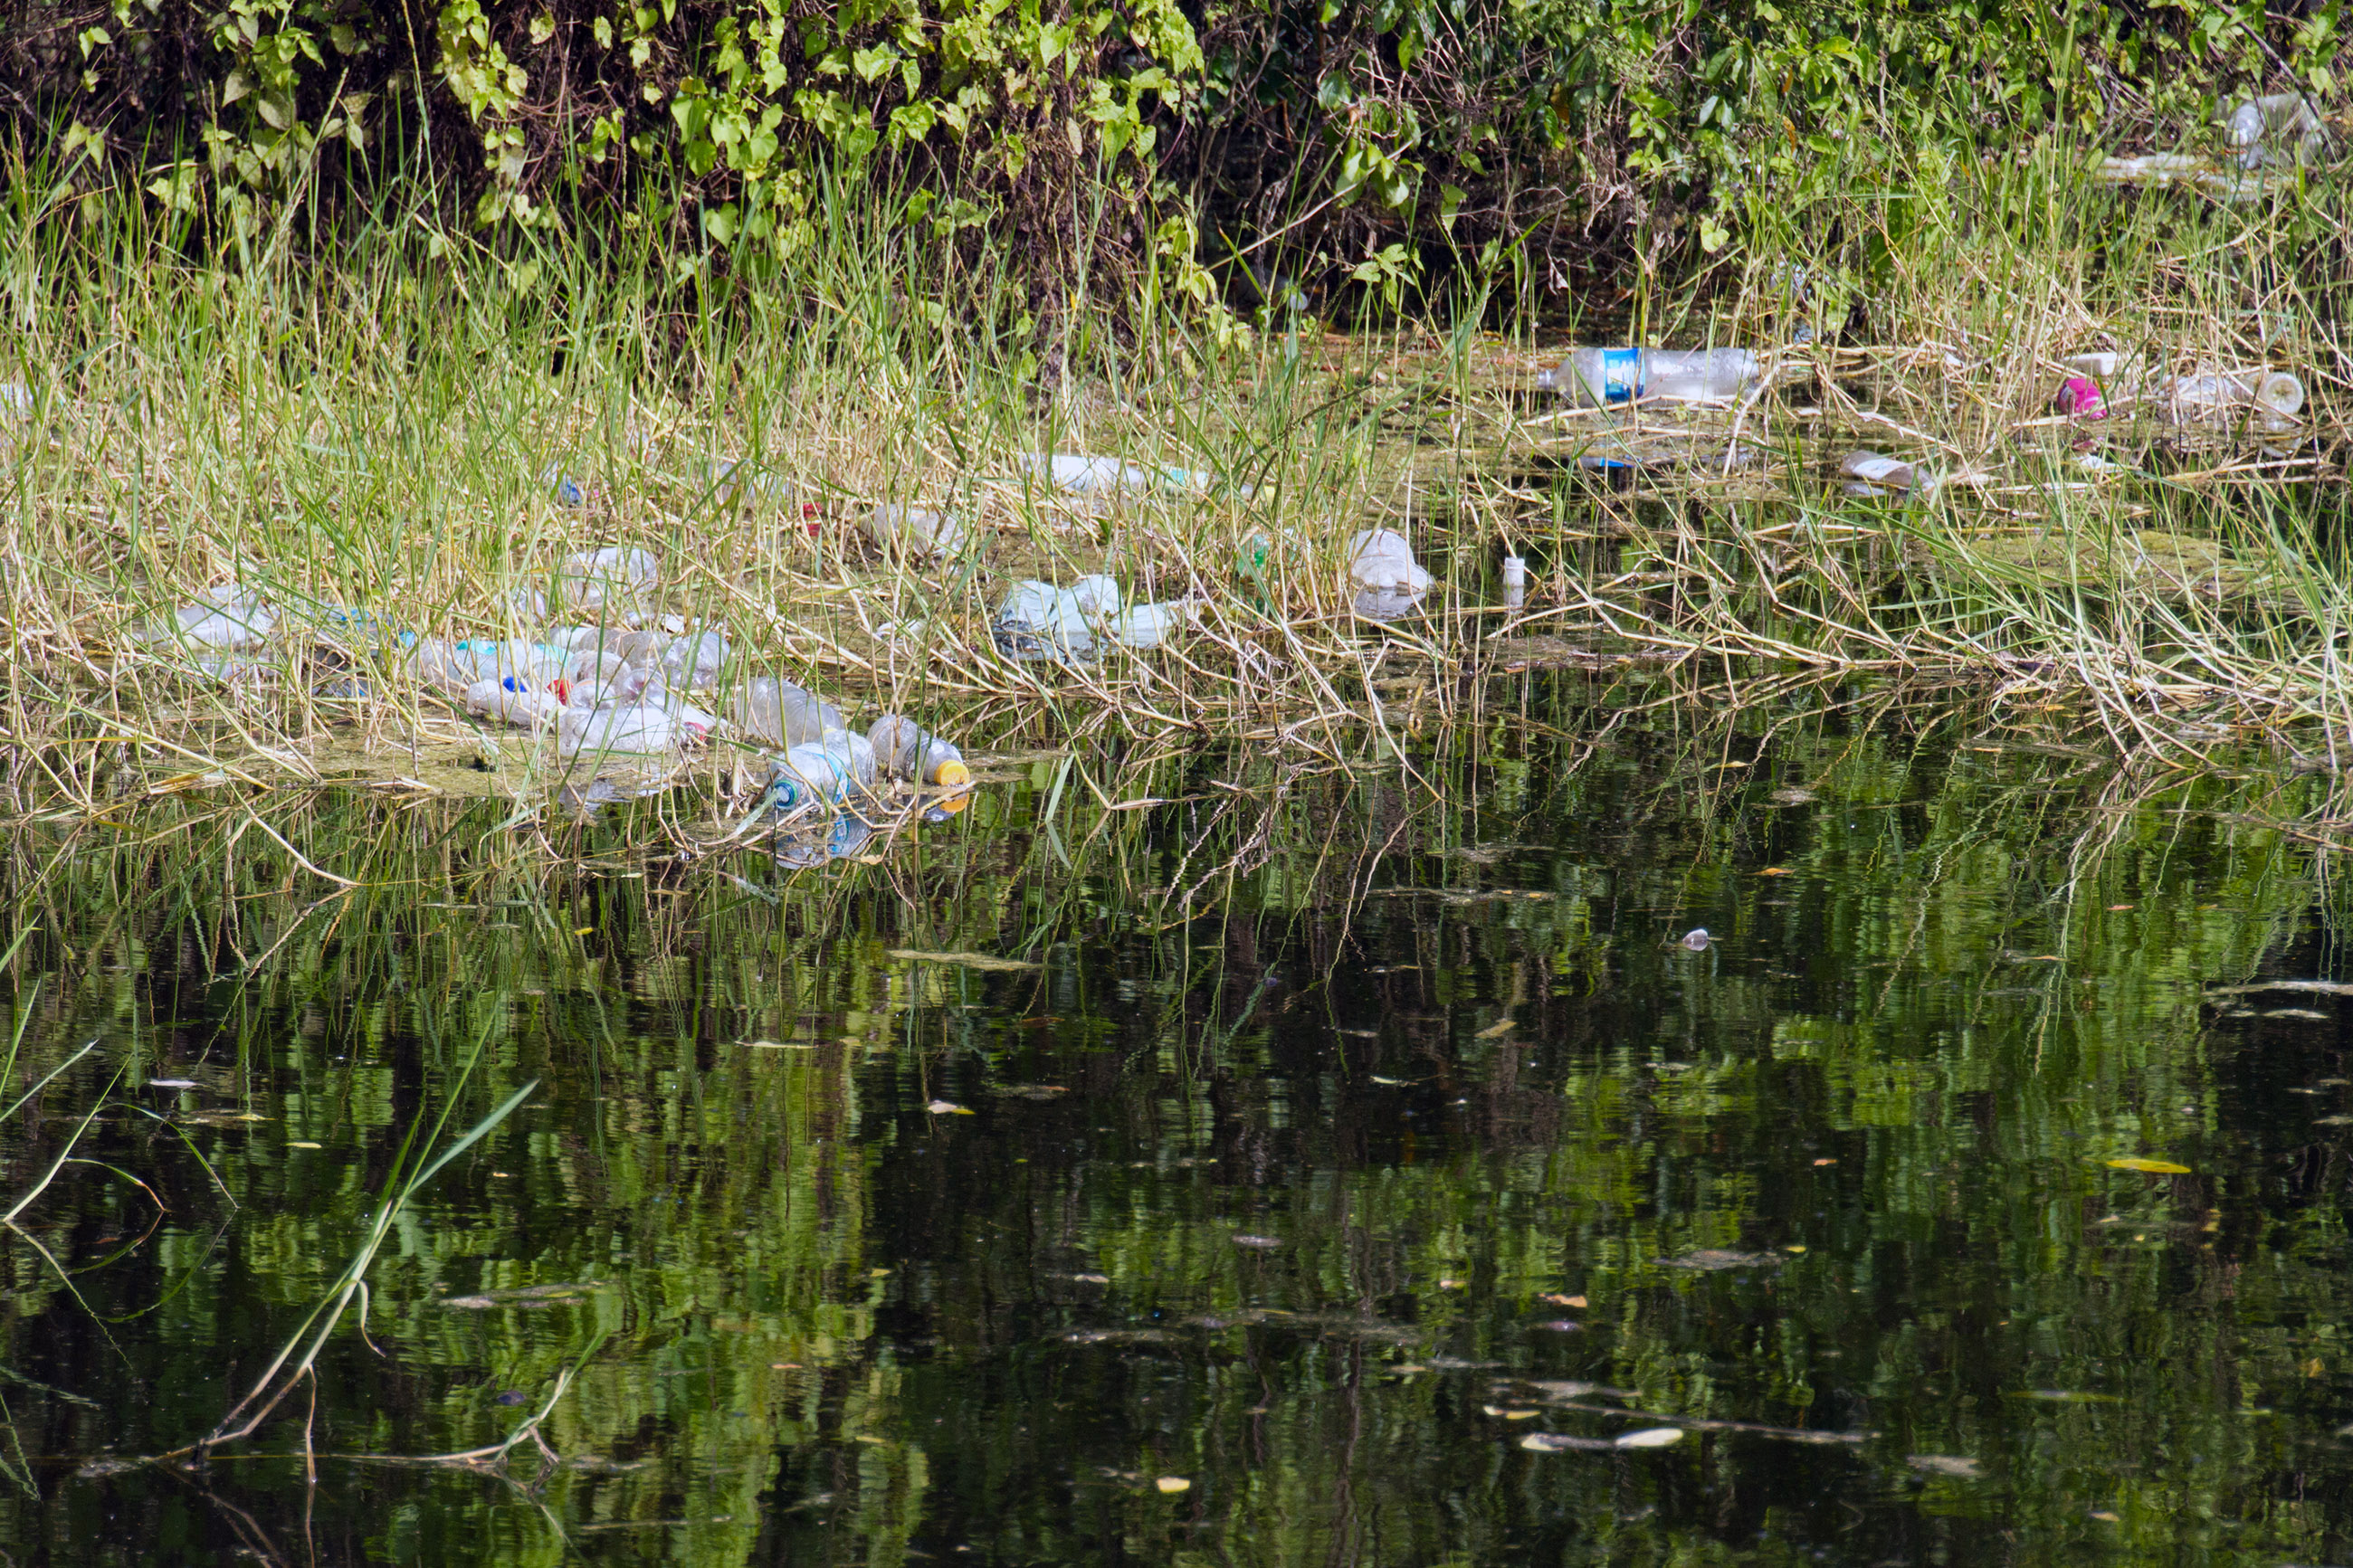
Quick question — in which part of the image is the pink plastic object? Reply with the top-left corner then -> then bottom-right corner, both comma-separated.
2058,376 -> 2108,420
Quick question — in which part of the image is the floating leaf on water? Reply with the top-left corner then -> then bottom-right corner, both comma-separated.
1231,1233 -> 1284,1249
2090,1511 -> 2120,1523
1481,1406 -> 1541,1420
1813,1157 -> 1837,1166
2264,1008 -> 2331,1021
1908,1454 -> 1984,1478
2316,1115 -> 2353,1126
1474,1017 -> 1517,1039
1614,1427 -> 1686,1449
1370,1075 -> 1410,1085
1520,1432 -> 1614,1452
740,1040 -> 814,1050
440,1281 -> 604,1310
1438,1278 -> 1466,1289
1758,866 -> 1795,876
1066,1273 -> 1110,1284
2106,1157 -> 2192,1174
147,1079 -> 198,1089
288,1140 -> 322,1149
885,949 -> 1042,972
1539,1293 -> 1587,1308
925,1100 -> 972,1115
993,1083 -> 1070,1098
1155,1477 -> 1191,1494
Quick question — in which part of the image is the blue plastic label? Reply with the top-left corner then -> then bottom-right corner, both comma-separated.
1600,347 -> 1642,402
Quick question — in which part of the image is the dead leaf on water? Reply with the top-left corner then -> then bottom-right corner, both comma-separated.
1908,1454 -> 1984,1478
1474,1017 -> 1517,1039
1539,1293 -> 1586,1308
1519,1432 -> 1614,1451
925,1100 -> 974,1115
741,1040 -> 815,1050
1155,1477 -> 1191,1494
886,949 -> 1042,972
2107,1157 -> 2192,1174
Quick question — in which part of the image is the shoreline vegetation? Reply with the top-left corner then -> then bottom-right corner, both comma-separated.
2,53 -> 2348,830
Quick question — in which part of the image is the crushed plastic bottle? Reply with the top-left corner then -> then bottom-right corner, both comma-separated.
863,503 -> 973,559
557,546 -> 660,613
660,631 -> 730,690
1108,599 -> 1199,650
731,677 -> 844,748
2221,91 -> 2329,168
558,703 -> 681,760
1836,450 -> 1921,497
993,575 -> 1122,661
1017,452 -> 1235,499
1536,347 -> 1758,405
1347,529 -> 1434,594
867,715 -> 972,788
153,584 -> 275,651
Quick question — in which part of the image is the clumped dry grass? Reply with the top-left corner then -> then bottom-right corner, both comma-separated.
2,136 -> 2348,827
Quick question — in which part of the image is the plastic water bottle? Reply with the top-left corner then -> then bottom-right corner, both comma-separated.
1501,555 -> 1528,610
1109,600 -> 1198,649
558,703 -> 678,760
660,631 -> 730,690
1537,347 -> 1758,404
867,716 -> 971,788
767,730 -> 878,811
731,677 -> 843,747
863,504 -> 972,559
2158,369 -> 2304,421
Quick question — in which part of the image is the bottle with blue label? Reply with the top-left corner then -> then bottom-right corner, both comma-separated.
1536,347 -> 1758,405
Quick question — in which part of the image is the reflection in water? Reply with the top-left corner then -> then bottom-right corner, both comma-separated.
4,676 -> 2353,1565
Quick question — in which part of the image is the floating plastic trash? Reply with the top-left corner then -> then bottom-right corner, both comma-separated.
660,630 -> 730,691
1016,452 -> 1231,499
558,703 -> 681,760
465,678 -> 565,730
731,677 -> 843,748
557,546 -> 659,613
2057,377 -> 2108,420
993,576 -> 1119,661
868,715 -> 971,789
2220,91 -> 2329,168
1347,529 -> 1434,594
863,502 -> 973,559
1108,598 -> 1199,650
542,464 -> 587,508
151,584 -> 276,651
1536,347 -> 1758,405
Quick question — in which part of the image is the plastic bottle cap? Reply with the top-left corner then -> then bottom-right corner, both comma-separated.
933,760 -> 972,789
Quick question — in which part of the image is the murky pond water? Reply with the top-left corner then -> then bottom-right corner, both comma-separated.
6,673 -> 2353,1564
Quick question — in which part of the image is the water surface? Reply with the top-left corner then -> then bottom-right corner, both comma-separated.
5,675 -> 2352,1565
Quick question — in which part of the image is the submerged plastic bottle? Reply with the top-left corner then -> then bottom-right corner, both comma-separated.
558,703 -> 678,760
1536,347 -> 1758,405
863,503 -> 972,559
867,715 -> 971,788
731,677 -> 844,748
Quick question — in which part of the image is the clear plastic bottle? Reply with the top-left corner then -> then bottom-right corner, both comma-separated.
867,715 -> 972,788
863,503 -> 972,559
1536,347 -> 1758,404
731,677 -> 844,747
767,729 -> 879,811
1109,600 -> 1197,649
660,630 -> 730,690
559,703 -> 678,759
2158,369 -> 2304,421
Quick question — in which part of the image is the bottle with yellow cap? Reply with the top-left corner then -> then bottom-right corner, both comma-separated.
867,715 -> 971,797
